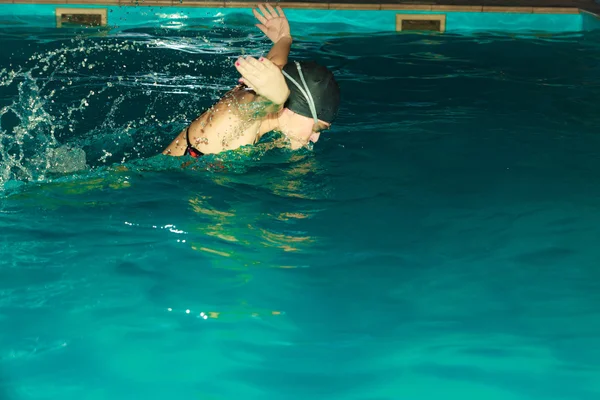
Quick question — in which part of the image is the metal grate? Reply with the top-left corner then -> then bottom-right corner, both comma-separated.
396,14 -> 446,33
402,19 -> 441,31
55,8 -> 107,28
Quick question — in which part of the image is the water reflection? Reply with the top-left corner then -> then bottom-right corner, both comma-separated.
186,152 -> 325,262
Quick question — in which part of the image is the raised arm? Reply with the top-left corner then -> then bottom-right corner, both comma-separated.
253,4 -> 292,69
162,4 -> 293,157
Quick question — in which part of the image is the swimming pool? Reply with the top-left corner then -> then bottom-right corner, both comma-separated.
2,6 -> 600,400
1,3 -> 599,34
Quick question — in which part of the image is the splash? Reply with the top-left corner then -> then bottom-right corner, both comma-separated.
0,26 -> 268,191
0,69 -> 59,187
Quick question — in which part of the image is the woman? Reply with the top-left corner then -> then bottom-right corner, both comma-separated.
162,3 -> 340,158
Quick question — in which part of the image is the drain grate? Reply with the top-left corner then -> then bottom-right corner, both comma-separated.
396,14 -> 446,33
55,8 -> 107,28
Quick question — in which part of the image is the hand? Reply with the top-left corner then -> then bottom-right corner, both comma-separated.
235,56 -> 290,105
253,3 -> 291,43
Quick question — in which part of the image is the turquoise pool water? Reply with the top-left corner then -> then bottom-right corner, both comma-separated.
2,19 -> 600,400
0,5 -> 593,33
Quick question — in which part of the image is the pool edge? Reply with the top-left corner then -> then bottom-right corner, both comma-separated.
0,1 -> 586,14
0,2 -> 597,33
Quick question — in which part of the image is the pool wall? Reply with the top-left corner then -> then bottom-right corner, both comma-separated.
0,2 -> 597,33
582,9 -> 600,30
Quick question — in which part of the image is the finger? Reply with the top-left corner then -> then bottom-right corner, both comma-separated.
236,55 -> 259,68
276,6 -> 286,18
238,78 -> 256,92
255,24 -> 268,36
236,64 -> 259,81
252,8 -> 267,25
257,56 -> 277,70
237,69 -> 259,88
235,57 -> 261,81
258,4 -> 272,20
244,56 -> 266,71
266,3 -> 277,17
236,56 -> 262,74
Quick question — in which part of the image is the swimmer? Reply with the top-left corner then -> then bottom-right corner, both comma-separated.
162,3 -> 340,158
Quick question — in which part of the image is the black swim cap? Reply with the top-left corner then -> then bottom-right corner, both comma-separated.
282,60 -> 340,124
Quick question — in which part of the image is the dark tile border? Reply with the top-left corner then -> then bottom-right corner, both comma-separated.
0,0 -> 593,15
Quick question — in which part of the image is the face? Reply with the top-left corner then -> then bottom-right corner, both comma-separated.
281,109 -> 330,146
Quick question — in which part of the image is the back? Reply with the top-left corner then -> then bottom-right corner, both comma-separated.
163,85 -> 269,156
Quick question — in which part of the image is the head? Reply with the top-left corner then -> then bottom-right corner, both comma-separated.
279,60 -> 340,146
